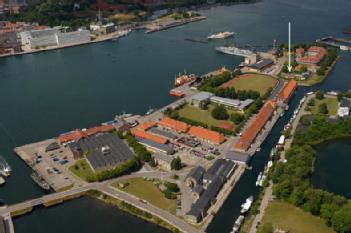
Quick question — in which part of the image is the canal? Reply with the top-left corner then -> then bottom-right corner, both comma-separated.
0,0 -> 351,232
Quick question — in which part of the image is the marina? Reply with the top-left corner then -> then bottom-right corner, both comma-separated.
317,36 -> 351,51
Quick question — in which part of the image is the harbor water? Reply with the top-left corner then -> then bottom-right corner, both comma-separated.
0,0 -> 351,232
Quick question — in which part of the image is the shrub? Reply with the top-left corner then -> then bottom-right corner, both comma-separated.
211,105 -> 229,120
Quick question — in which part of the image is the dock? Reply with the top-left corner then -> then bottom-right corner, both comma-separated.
317,36 -> 351,51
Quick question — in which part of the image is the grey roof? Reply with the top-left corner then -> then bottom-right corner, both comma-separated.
76,133 -> 135,171
136,137 -> 174,154
239,99 -> 254,110
186,166 -> 206,184
187,177 -> 223,218
340,98 -> 351,108
193,185 -> 204,194
153,152 -> 173,164
227,150 -> 251,164
191,92 -> 214,102
205,159 -> 236,181
249,59 -> 273,70
210,96 -> 240,107
149,127 -> 177,139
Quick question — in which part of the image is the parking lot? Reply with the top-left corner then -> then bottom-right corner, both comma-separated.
14,139 -> 79,191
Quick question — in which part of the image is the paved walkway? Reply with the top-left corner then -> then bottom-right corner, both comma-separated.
248,183 -> 273,233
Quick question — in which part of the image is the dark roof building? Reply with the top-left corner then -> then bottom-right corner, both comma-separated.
247,59 -> 273,72
203,159 -> 236,185
185,166 -> 206,188
226,150 -> 251,164
186,159 -> 236,223
73,133 -> 135,172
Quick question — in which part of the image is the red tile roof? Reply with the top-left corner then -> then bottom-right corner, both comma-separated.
235,101 -> 276,151
158,117 -> 190,132
278,80 -> 297,103
58,125 -> 115,144
188,126 -> 226,144
137,121 -> 157,131
131,129 -> 168,144
296,48 -> 305,55
296,46 -> 326,65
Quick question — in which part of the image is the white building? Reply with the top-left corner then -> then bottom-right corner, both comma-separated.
19,28 -> 90,49
338,98 -> 351,117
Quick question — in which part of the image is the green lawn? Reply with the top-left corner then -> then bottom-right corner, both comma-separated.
69,159 -> 95,181
221,73 -> 277,96
113,178 -> 176,214
257,200 -> 335,233
310,97 -> 338,115
178,104 -> 237,129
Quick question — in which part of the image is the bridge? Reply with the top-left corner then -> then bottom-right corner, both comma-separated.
0,182 -> 202,233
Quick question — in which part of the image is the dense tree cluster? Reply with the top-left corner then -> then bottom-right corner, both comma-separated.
170,156 -> 182,170
211,105 -> 229,120
271,145 -> 351,233
198,71 -> 234,92
317,48 -> 338,76
125,131 -> 152,162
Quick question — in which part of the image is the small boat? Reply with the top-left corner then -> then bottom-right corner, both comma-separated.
241,196 -> 254,214
0,176 -> 5,186
0,156 -> 11,177
208,31 -> 235,40
146,107 -> 155,115
231,215 -> 245,233
256,147 -> 261,152
256,172 -> 262,186
30,172 -> 50,191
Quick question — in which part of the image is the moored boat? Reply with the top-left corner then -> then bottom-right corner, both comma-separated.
0,156 -> 11,177
241,196 -> 254,214
231,215 -> 245,233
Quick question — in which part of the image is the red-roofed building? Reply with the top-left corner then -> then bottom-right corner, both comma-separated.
278,80 -> 297,103
188,126 -> 226,144
137,121 -> 157,131
295,48 -> 305,57
131,129 -> 168,144
158,117 -> 190,133
235,101 -> 276,151
296,46 -> 326,65
58,125 -> 115,144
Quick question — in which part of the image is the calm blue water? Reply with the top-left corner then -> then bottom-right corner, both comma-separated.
0,0 -> 351,232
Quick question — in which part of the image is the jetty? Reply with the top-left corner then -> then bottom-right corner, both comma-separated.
317,36 -> 351,51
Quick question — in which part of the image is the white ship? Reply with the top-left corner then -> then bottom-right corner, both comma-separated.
208,31 -> 235,40
241,196 -> 254,214
0,176 -> 5,186
256,172 -> 263,186
216,46 -> 254,57
231,215 -> 245,233
0,156 -> 11,177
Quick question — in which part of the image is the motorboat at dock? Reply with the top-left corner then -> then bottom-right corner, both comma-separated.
230,215 -> 245,233
0,155 -> 11,177
241,196 -> 254,214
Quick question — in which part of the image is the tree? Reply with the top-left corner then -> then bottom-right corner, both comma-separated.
148,157 -> 157,167
230,113 -> 244,124
319,103 -> 329,114
211,105 -> 229,120
337,93 -> 343,102
307,98 -> 315,106
165,182 -> 180,193
171,157 -> 182,170
331,204 -> 351,233
316,91 -> 325,100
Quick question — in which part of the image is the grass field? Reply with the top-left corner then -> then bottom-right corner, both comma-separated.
69,159 -> 95,181
221,73 -> 277,95
113,178 -> 176,214
178,104 -> 237,129
258,200 -> 335,233
310,97 -> 338,115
